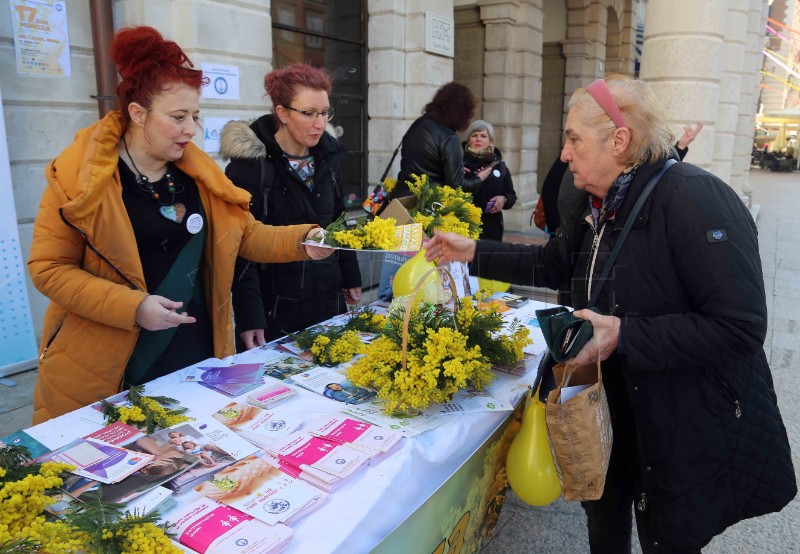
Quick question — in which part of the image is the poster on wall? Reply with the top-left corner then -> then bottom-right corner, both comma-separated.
0,86 -> 38,379
203,117 -> 235,153
201,64 -> 240,100
9,0 -> 71,77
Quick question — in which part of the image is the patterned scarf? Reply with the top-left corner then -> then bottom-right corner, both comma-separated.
590,167 -> 637,229
464,144 -> 494,162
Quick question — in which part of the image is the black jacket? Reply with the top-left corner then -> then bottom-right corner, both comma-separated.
471,159 -> 796,550
220,114 -> 362,343
462,145 -> 517,241
391,115 -> 481,199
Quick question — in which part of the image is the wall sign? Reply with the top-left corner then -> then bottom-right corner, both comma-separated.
425,12 -> 454,58
201,64 -> 240,100
9,0 -> 71,77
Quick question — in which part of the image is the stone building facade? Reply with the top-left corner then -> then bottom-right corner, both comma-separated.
1,0 -> 769,341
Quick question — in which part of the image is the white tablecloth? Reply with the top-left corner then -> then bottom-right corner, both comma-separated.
24,300 -> 552,553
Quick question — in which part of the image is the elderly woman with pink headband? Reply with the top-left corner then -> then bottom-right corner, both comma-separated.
426,74 -> 795,552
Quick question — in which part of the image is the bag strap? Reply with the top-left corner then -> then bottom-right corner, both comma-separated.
379,139 -> 403,185
587,158 -> 677,308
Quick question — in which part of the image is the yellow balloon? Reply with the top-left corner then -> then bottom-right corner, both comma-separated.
506,391 -> 562,506
393,249 -> 441,301
478,277 -> 510,294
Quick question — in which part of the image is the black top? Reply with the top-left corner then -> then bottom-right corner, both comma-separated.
119,160 -> 214,384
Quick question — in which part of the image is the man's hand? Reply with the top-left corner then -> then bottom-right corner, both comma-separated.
343,287 -> 361,306
135,295 -> 196,331
424,231 -> 477,263
240,328 -> 266,350
568,310 -> 620,367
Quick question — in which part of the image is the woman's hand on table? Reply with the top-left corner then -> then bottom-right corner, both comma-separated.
240,328 -> 266,350
135,295 -> 196,331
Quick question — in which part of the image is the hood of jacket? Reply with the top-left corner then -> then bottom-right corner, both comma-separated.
54,111 -> 251,225
219,113 -> 346,165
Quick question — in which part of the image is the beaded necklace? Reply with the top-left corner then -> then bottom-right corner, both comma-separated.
122,136 -> 184,206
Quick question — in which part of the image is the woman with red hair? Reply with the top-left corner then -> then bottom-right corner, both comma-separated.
28,26 -> 331,423
220,63 -> 361,347
389,82 -> 493,200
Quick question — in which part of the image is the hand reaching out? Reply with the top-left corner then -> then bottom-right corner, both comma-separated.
677,122 -> 703,150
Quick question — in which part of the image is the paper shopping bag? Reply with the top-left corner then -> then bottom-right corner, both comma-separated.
545,359 -> 613,501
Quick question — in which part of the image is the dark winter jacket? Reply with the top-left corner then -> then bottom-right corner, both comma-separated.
471,158 -> 796,550
462,145 -> 517,241
220,114 -> 362,343
391,115 -> 481,199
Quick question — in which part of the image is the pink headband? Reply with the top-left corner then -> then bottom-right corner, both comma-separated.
586,79 -> 626,128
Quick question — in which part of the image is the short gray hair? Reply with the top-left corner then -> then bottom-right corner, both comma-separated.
465,120 -> 496,145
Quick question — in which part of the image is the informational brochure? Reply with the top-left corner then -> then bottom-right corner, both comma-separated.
84,421 -> 144,446
289,366 -> 376,405
0,430 -> 50,459
341,403 -> 450,438
429,387 -> 515,415
58,434 -> 199,504
265,432 -> 369,483
168,497 -> 294,554
194,455 -> 326,526
261,354 -> 318,380
154,420 -> 256,495
185,363 -> 267,397
43,437 -> 154,485
304,415 -> 402,456
211,402 -> 302,449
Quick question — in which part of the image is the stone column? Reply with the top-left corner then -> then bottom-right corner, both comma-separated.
563,0 -> 608,106
640,0 -> 728,171
714,0 -> 749,191
738,0 -> 771,203
478,0 -> 544,232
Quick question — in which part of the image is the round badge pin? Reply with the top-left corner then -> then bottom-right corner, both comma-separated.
186,213 -> 204,234
492,169 -> 501,178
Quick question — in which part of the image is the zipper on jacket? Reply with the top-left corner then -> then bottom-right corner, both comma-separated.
586,222 -> 607,302
709,369 -> 742,419
38,322 -> 64,364
59,209 -> 140,291
637,492 -> 647,512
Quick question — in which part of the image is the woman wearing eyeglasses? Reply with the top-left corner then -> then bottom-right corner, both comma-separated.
220,63 -> 362,348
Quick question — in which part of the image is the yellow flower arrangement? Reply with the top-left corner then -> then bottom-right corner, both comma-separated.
347,297 -> 531,413
404,174 -> 483,239
382,177 -> 397,194
0,445 -> 178,554
290,308 -> 388,366
101,385 -> 192,434
311,213 -> 400,250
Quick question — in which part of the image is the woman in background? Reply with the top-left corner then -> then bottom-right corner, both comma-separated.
389,82 -> 492,199
462,120 -> 517,241
221,63 -> 362,348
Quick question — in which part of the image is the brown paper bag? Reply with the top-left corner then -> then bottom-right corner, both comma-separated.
545,359 -> 613,501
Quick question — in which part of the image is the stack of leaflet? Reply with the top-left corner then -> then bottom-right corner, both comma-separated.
304,415 -> 403,466
184,363 -> 267,397
158,419 -> 259,495
45,423 -> 200,505
193,455 -> 327,527
168,497 -> 294,554
262,431 -> 370,493
211,402 -> 302,449
41,437 -> 154,485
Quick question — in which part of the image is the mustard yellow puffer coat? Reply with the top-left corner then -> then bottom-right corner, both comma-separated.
29,112 -> 315,423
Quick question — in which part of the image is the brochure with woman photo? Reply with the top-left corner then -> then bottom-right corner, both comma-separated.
289,366 -> 377,405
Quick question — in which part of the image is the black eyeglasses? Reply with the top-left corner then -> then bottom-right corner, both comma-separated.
284,106 -> 335,122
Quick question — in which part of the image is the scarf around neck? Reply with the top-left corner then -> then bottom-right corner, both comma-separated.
464,143 -> 494,162
590,166 -> 637,229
